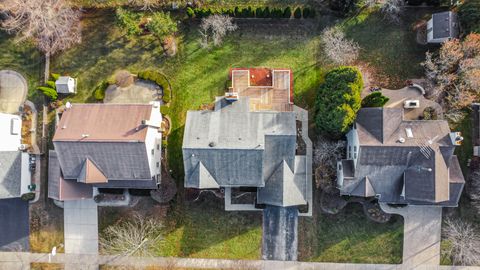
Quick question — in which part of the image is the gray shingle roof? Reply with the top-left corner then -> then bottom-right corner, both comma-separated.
183,97 -> 307,207
0,151 -> 21,199
54,141 -> 152,182
432,11 -> 458,39
339,108 -> 464,206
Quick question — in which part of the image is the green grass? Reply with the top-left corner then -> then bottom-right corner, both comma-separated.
299,202 -> 403,264
0,31 -> 43,101
343,8 -> 429,88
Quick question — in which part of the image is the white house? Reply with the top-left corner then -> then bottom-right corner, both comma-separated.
55,76 -> 77,94
0,113 -> 31,199
427,11 -> 459,44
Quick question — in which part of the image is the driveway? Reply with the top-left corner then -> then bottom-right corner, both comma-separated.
380,203 -> 442,268
64,199 -> 98,255
262,206 -> 298,261
0,70 -> 28,113
0,198 -> 29,251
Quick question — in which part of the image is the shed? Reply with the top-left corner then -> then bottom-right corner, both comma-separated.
427,11 -> 459,44
55,76 -> 76,94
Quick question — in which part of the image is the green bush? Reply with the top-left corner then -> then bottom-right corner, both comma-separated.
234,6 -> 241,17
294,7 -> 302,19
146,11 -> 177,39
329,0 -> 359,15
361,92 -> 389,107
262,7 -> 271,18
256,7 -> 264,18
423,107 -> 438,120
116,7 -> 142,36
459,0 -> 480,34
271,8 -> 283,18
283,7 -> 292,18
94,81 -> 109,101
46,80 -> 56,89
37,86 -> 58,101
51,73 -> 60,81
163,88 -> 171,103
160,106 -> 170,115
186,7 -> 195,18
314,66 -> 363,138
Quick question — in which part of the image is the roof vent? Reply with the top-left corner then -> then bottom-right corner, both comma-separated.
405,128 -> 413,138
81,134 -> 90,138
62,125 -> 67,129
398,137 -> 405,143
65,102 -> 72,109
208,142 -> 216,147
450,132 -> 463,146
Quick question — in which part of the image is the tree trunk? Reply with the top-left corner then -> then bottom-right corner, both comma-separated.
44,53 -> 50,83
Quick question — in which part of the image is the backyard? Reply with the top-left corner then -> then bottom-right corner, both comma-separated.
0,5 -> 433,263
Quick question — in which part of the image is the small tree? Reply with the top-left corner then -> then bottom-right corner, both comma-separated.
321,27 -> 360,65
361,92 -> 389,107
380,0 -> 404,24
443,219 -> 480,266
294,7 -> 302,19
469,170 -> 480,215
199,15 -> 238,48
116,7 -> 142,37
283,7 -> 292,18
315,66 -> 363,137
146,12 -> 177,40
100,213 -> 163,257
1,0 -> 81,80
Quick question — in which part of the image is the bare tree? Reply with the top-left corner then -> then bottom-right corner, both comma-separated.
380,0 -> 404,24
313,136 -> 345,190
443,218 -> 480,266
422,34 -> 480,115
0,0 -> 81,81
128,0 -> 161,10
100,213 -> 163,257
321,27 -> 360,65
199,15 -> 238,48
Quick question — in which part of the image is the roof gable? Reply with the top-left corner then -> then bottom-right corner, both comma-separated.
78,158 -> 108,184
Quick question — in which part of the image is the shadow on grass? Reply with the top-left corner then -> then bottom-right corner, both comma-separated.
298,189 -> 403,264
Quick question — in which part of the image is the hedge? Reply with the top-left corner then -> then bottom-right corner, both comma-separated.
160,105 -> 170,115
94,81 -> 109,101
314,66 -> 363,138
459,0 -> 480,34
137,70 -> 171,103
187,6 -> 315,19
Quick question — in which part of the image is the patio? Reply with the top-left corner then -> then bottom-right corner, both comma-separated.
0,70 -> 28,113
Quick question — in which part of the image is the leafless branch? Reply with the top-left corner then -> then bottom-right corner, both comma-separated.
321,27 -> 360,65
443,218 -> 480,266
0,0 -> 82,56
199,15 -> 238,48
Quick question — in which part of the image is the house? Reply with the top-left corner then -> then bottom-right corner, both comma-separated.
55,76 -> 77,94
48,102 -> 162,201
427,11 -> 459,44
0,113 -> 31,200
182,68 -> 312,214
337,108 -> 464,206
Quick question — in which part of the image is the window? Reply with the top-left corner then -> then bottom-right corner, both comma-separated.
348,146 -> 352,159
151,149 -> 154,155
157,144 -> 160,150
156,162 -> 160,168
353,146 -> 357,159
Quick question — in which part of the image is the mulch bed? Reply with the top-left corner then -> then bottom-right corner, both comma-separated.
363,201 -> 392,223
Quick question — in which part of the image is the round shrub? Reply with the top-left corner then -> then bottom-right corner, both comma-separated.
294,7 -> 302,19
302,7 -> 315,18
263,7 -> 271,18
37,86 -> 58,101
256,7 -> 264,18
361,92 -> 389,107
283,7 -> 292,18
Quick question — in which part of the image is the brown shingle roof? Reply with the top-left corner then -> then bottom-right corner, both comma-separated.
53,104 -> 152,142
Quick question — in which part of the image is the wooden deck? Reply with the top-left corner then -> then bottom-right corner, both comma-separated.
231,69 -> 292,112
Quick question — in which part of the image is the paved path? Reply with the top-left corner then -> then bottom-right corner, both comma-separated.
0,70 -> 28,114
64,199 -> 98,255
381,204 -> 442,268
1,252 -> 480,270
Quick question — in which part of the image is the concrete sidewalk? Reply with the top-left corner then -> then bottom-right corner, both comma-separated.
1,252 -> 479,270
